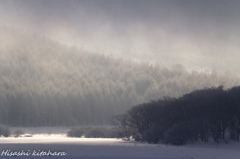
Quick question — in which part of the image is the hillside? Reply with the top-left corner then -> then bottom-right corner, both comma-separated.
0,27 -> 239,126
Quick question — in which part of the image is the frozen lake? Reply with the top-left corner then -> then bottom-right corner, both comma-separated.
1,135 -> 240,159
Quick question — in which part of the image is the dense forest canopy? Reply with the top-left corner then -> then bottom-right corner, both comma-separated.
0,27 -> 240,126
115,86 -> 240,145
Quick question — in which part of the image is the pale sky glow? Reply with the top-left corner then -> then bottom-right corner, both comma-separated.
0,0 -> 240,75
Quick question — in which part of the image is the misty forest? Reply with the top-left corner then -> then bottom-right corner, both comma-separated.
0,27 -> 240,129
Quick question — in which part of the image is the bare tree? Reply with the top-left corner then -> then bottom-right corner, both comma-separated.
112,114 -> 132,140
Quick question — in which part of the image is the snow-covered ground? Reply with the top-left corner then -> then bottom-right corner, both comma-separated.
1,135 -> 240,159
0,127 -> 239,159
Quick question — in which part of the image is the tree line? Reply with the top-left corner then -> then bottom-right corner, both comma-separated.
0,27 -> 240,126
113,86 -> 240,145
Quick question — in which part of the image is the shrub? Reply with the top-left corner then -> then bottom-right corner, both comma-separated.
67,127 -> 126,138
132,133 -> 141,141
106,128 -> 125,138
67,127 -> 85,137
14,130 -> 24,137
164,122 -> 196,145
142,126 -> 165,143
85,127 -> 106,138
24,134 -> 33,137
0,124 -> 11,137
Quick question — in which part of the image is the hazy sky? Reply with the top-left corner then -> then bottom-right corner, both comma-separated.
1,0 -> 240,75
